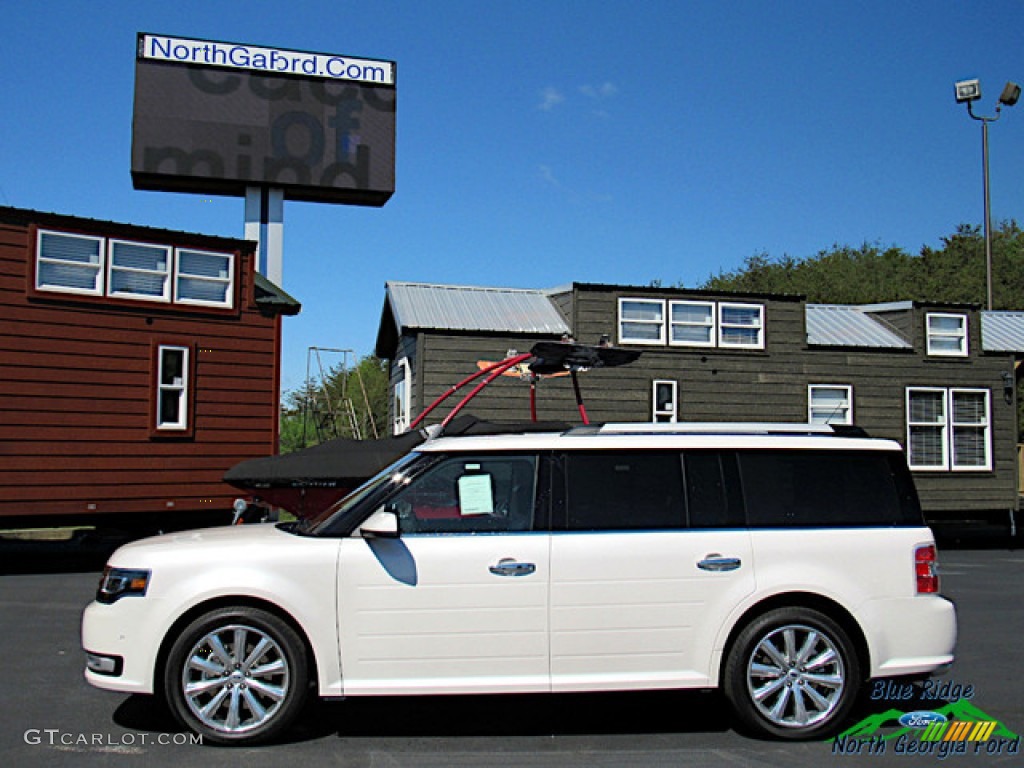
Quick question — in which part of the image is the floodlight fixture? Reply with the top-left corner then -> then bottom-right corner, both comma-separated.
955,78 -> 981,103
999,81 -> 1021,107
954,77 -> 1019,310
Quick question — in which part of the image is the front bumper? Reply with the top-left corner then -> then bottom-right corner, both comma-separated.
81,597 -> 162,694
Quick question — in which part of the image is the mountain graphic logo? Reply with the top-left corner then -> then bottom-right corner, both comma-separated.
837,699 -> 1019,743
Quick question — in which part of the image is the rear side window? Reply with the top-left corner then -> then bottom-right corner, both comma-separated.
738,449 -> 922,527
564,451 -> 686,530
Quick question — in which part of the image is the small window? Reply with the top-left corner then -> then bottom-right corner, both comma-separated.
669,300 -> 715,346
618,298 -> 666,345
652,380 -> 678,422
719,303 -> 764,349
926,313 -> 968,357
156,346 -> 190,431
906,387 -> 991,471
36,231 -> 104,295
393,358 -> 412,435
109,240 -> 171,301
391,455 -> 538,534
808,385 -> 853,425
175,249 -> 233,308
564,451 -> 685,530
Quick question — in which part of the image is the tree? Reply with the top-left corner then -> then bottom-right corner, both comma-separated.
700,221 -> 1024,308
279,355 -> 389,454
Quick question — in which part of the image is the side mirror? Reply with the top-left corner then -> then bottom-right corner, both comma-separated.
360,508 -> 400,539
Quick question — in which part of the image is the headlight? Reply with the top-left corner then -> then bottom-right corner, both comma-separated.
96,567 -> 151,604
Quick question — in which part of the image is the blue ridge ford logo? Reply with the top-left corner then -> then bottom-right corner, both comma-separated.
899,711 -> 949,729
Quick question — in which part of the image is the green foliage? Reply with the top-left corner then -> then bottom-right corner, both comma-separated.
279,355 -> 390,454
700,221 -> 1024,308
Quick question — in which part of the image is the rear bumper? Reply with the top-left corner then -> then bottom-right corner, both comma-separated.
859,595 -> 957,678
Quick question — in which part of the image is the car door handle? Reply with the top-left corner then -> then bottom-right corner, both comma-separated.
697,554 -> 742,572
489,558 -> 537,577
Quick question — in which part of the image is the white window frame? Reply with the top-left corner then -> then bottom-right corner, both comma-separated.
808,384 -> 853,425
926,313 -> 968,357
906,387 -> 991,471
618,298 -> 666,345
718,302 -> 765,349
652,379 -> 678,422
393,358 -> 412,435
156,345 -> 190,431
108,239 -> 172,302
668,300 -> 715,347
174,248 -> 235,309
35,230 -> 105,296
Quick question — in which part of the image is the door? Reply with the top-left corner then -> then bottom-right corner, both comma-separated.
336,453 -> 550,695
549,450 -> 755,692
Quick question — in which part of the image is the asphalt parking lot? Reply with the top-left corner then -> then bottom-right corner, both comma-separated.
1,535 -> 1021,768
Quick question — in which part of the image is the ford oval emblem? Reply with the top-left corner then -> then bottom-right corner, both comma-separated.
899,711 -> 948,729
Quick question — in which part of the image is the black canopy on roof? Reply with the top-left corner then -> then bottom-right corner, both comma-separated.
223,415 -> 567,490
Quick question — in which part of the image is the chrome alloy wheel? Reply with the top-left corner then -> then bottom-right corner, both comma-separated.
745,623 -> 846,729
181,623 -> 290,735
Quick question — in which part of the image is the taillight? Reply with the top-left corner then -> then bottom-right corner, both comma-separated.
915,544 -> 939,594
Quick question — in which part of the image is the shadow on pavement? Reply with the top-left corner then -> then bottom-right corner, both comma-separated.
111,689 -> 734,745
0,530 -> 134,575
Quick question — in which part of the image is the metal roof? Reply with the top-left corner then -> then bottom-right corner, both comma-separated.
806,304 -> 912,349
384,281 -> 571,335
981,311 -> 1024,352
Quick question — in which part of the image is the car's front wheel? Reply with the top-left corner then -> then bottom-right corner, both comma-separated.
164,606 -> 309,745
723,606 -> 861,740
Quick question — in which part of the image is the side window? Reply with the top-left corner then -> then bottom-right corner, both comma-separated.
682,450 -> 745,528
738,450 -> 912,527
389,455 -> 537,534
564,451 -> 685,530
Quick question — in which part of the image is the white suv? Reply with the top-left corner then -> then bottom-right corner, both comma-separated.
82,422 -> 956,745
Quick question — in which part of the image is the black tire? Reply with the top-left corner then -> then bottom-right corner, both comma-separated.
723,606 -> 861,740
163,606 -> 309,745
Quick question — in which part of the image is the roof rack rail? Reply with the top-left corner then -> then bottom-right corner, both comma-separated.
566,422 -> 870,437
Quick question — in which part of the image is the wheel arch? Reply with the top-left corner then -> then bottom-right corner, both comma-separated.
153,596 -> 321,699
718,591 -> 871,687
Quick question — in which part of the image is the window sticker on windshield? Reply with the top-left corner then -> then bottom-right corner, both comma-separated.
458,475 -> 493,516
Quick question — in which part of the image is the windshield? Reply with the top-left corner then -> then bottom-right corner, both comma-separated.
299,451 -> 429,536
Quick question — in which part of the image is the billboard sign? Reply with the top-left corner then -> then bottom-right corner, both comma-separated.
131,33 -> 396,206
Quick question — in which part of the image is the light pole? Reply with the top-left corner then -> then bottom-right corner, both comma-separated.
955,79 -> 1020,310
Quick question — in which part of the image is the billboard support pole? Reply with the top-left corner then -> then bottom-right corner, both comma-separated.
244,186 -> 285,286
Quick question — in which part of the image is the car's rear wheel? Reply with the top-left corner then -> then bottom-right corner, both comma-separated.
723,606 -> 860,740
164,606 -> 309,745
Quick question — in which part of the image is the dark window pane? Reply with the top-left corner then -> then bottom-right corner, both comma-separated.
565,452 -> 684,530
738,450 -> 917,527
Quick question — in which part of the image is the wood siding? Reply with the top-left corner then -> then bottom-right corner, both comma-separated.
0,214 -> 284,525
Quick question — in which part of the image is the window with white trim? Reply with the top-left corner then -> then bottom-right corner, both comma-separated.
906,387 -> 991,471
926,313 -> 968,357
618,298 -> 666,344
652,380 -> 678,422
176,249 -> 233,307
393,358 -> 412,435
109,240 -> 171,301
36,231 -> 104,295
156,346 -> 190,431
719,302 -> 764,349
618,297 -> 766,350
35,230 -> 234,309
808,385 -> 853,425
669,300 -> 715,346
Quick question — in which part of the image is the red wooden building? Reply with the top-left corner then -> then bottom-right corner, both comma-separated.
0,207 -> 300,530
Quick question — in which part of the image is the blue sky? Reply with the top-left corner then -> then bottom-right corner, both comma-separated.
3,1 -> 1023,393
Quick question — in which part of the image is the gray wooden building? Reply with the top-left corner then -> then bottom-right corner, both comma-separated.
375,280 -> 1024,530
